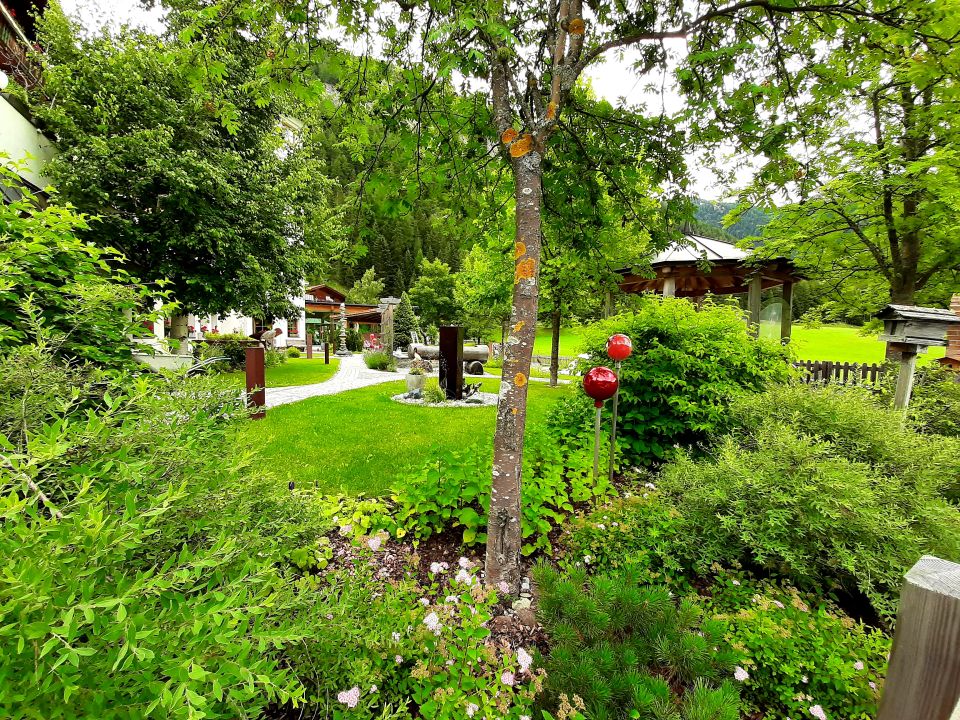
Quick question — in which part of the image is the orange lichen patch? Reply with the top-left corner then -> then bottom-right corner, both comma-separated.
514,257 -> 536,283
514,241 -> 526,259
514,373 -> 528,388
501,127 -> 519,145
513,320 -> 525,333
546,102 -> 558,120
569,18 -> 585,34
511,407 -> 518,415
509,134 -> 533,158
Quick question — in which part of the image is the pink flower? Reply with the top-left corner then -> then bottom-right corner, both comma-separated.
853,660 -> 864,671
520,716 -> 531,720
501,671 -> 515,686
466,703 -> 479,717
430,561 -> 445,574
773,600 -> 785,609
734,666 -> 749,682
869,681 -> 877,690
497,581 -> 510,594
369,685 -> 377,693
458,556 -> 471,569
367,536 -> 382,551
456,568 -> 475,585
517,648 -> 533,673
392,632 -> 400,641
809,705 -> 828,720
395,655 -> 403,663
337,686 -> 360,708
732,579 -> 741,586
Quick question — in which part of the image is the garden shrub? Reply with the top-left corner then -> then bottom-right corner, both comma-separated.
657,424 -> 960,620
0,347 -> 318,717
422,378 -> 447,403
364,350 -> 396,371
729,383 -> 960,498
0,169 -> 147,367
384,425 -> 613,555
201,332 -> 254,370
561,490 -> 691,589
284,551 -> 538,719
533,563 -> 742,720
878,364 -> 960,438
708,579 -> 889,720
577,297 -> 792,464
287,345 -> 301,358
265,346 -> 288,368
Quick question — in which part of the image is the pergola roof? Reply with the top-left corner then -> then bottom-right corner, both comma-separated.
650,234 -> 749,265
617,234 -> 803,297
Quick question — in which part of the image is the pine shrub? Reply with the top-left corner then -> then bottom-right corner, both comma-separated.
533,564 -> 741,720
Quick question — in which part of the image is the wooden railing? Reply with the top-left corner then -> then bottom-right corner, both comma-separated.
793,359 -> 886,387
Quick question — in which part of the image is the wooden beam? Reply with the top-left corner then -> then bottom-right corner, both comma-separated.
893,347 -> 919,410
747,275 -> 762,336
781,281 -> 793,342
878,556 -> 960,720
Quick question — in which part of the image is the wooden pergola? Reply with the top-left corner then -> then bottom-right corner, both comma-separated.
616,234 -> 804,340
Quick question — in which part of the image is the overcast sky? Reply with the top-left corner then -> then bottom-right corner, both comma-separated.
59,0 -> 730,200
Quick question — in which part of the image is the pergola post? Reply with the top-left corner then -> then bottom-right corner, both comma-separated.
747,275 -> 762,336
662,276 -> 676,298
780,281 -> 794,342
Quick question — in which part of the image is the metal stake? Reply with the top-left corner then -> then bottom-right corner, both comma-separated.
593,404 -> 602,480
607,360 -> 621,483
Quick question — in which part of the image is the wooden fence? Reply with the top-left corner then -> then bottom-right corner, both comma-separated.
793,359 -> 886,387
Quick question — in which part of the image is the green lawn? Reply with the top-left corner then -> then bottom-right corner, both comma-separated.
227,357 -> 340,387
238,378 -> 571,496
782,324 -> 945,364
529,322 -> 945,365
532,326 -> 586,357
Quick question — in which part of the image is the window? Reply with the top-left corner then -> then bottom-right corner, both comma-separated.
289,319 -> 299,336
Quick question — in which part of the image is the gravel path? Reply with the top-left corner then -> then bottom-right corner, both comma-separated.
264,354 -> 408,408
263,354 -> 570,408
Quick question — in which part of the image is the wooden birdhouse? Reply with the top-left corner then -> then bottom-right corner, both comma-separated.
876,304 -> 960,410
877,304 -> 960,347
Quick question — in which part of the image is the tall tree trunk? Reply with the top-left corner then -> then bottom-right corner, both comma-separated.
549,305 -> 561,387
485,152 -> 543,593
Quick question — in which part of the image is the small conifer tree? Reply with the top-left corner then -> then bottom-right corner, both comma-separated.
393,292 -> 419,350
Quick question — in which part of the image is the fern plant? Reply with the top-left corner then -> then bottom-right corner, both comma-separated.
533,564 -> 741,720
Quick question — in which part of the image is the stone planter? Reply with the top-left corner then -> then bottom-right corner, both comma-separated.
406,373 -> 426,393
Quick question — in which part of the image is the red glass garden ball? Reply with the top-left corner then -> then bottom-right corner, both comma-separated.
583,366 -> 619,407
606,333 -> 633,361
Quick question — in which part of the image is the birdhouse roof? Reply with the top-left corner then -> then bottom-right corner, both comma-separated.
876,305 -> 960,324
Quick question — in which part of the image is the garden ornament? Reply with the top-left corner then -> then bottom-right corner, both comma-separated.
605,334 -> 633,481
583,366 -> 619,480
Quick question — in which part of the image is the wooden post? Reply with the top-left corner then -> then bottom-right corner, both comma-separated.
245,346 -> 266,420
878,555 -> 960,720
748,275 -> 762,337
893,344 -> 919,410
780,281 -> 793,342
324,341 -> 329,364
306,331 -> 313,359
662,276 -> 676,298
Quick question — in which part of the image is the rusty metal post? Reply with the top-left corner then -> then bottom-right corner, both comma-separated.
245,346 -> 266,420
439,325 -> 464,400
